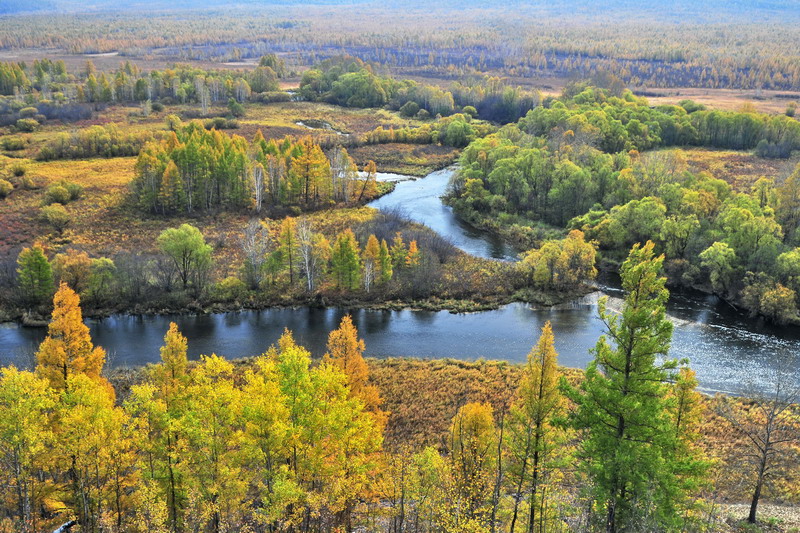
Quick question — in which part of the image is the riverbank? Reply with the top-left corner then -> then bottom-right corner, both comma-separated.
105,356 -> 798,527
2,283 -> 595,326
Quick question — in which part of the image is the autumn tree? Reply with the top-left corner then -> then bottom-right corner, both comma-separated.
324,314 -> 386,427
506,322 -> 566,533
16,244 -> 54,307
362,234 -> 380,292
278,217 -> 299,286
565,242 -> 687,532
357,160 -> 378,202
35,282 -> 107,392
0,368 -> 55,533
378,239 -> 393,285
297,217 -> 330,291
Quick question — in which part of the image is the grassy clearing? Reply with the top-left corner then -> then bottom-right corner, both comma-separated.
678,148 -> 800,190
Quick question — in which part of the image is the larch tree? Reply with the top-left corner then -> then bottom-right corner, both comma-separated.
16,243 -> 54,307
297,217 -> 330,292
323,314 -> 386,428
362,234 -> 380,292
717,356 -> 800,524
378,239 -> 393,285
357,160 -> 378,202
565,241 -> 684,532
405,240 -> 420,268
331,230 -> 361,290
506,321 -> 566,533
35,282 -> 108,392
278,217 -> 299,286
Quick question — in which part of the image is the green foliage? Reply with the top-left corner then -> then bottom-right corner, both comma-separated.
39,204 -> 71,233
157,224 -> 213,291
16,244 -> 54,307
14,118 -> 38,132
42,179 -> 82,205
0,178 -> 12,198
564,242 -> 698,531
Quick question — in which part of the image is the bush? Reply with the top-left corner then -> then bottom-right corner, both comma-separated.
151,102 -> 164,113
399,101 -> 420,117
227,98 -> 245,118
213,276 -> 248,302
15,118 -> 39,132
19,107 -> 39,118
462,105 -> 478,118
1,136 -> 25,150
10,162 -> 26,176
0,179 -> 12,198
204,117 -> 239,130
415,109 -> 431,120
43,180 -> 82,205
39,204 -> 71,233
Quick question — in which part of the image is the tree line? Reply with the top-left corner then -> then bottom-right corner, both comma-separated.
2,241 -> 795,532
299,56 -> 541,123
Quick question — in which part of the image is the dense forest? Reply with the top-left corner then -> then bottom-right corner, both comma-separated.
449,85 -> 800,322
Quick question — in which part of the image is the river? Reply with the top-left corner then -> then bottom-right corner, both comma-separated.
1,167 -> 797,394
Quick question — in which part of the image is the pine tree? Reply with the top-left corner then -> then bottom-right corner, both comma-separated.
16,244 -> 54,307
35,282 -> 108,393
565,241 -> 683,532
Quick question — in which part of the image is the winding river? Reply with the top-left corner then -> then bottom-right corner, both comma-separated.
1,168 -> 798,394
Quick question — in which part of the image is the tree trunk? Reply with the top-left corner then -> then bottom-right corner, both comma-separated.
749,456 -> 768,523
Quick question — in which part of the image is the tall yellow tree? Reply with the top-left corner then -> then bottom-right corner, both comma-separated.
323,315 -> 386,428
35,282 -> 107,392
506,321 -> 566,533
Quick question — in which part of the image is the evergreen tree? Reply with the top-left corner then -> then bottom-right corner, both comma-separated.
565,241 -> 685,532
331,229 -> 361,290
378,238 -> 393,285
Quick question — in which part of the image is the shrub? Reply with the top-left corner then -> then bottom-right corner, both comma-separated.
415,108 -> 431,120
19,107 -> 39,118
15,118 -> 39,132
213,276 -> 248,302
227,98 -> 245,117
1,136 -> 25,150
0,179 -> 12,198
10,162 -> 26,176
44,185 -> 71,205
151,102 -> 164,113
462,105 -> 478,118
43,180 -> 82,205
399,101 -> 420,117
39,204 -> 71,233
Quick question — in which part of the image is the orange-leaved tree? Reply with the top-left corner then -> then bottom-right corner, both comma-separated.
35,282 -> 108,393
